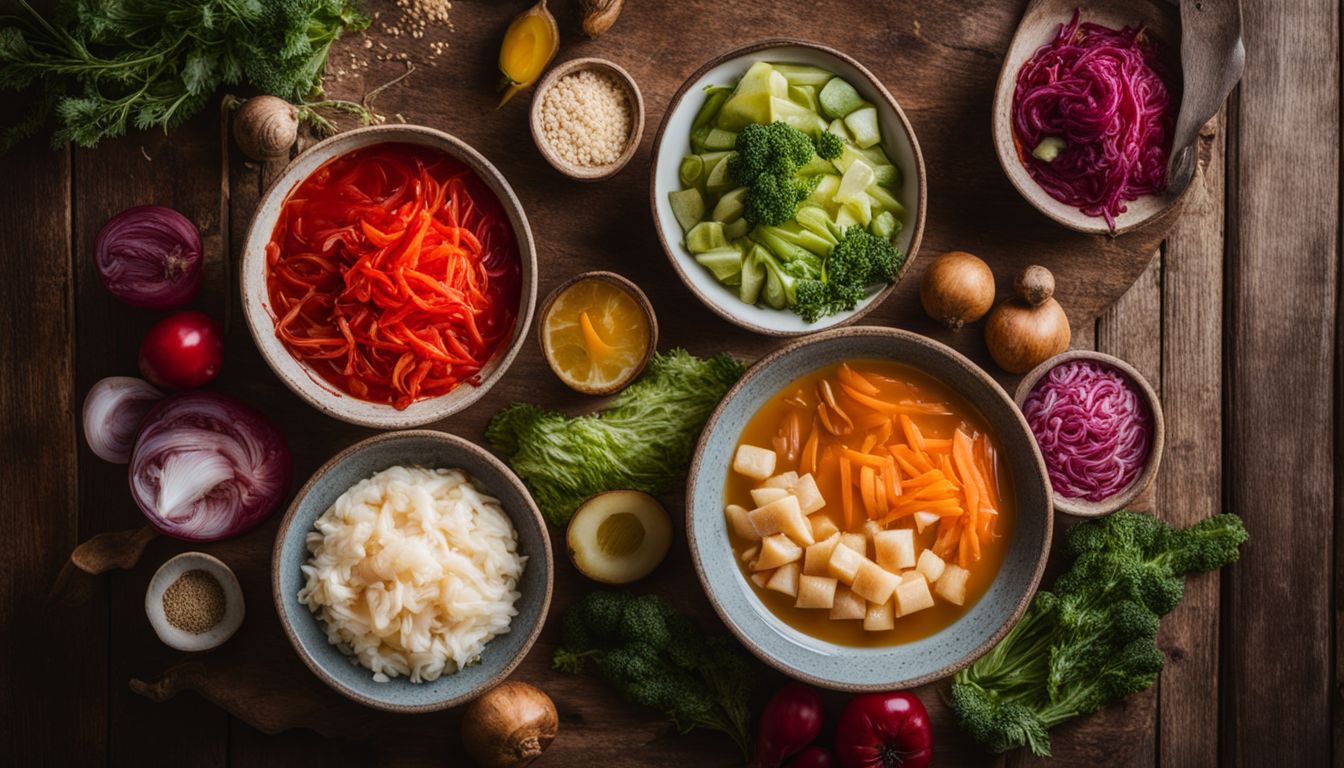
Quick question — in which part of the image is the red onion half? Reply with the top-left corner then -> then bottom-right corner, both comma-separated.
1022,360 -> 1152,502
82,376 -> 163,463
130,392 -> 291,541
1012,11 -> 1175,230
96,205 -> 202,310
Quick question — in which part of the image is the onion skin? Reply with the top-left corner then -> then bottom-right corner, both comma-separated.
95,206 -> 202,310
919,251 -> 995,330
789,747 -> 838,768
82,376 -> 163,463
232,95 -> 298,161
754,683 -> 825,767
129,392 -> 290,541
461,682 -> 558,768
985,266 -> 1071,374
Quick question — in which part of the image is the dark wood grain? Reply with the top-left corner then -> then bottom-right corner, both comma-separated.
1223,0 -> 1338,763
0,135 -> 105,766
1157,113 -> 1226,767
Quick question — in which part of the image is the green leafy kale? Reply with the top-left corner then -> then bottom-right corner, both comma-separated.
553,591 -> 756,758
950,511 -> 1248,757
729,121 -> 820,226
0,0 -> 369,149
486,349 -> 746,526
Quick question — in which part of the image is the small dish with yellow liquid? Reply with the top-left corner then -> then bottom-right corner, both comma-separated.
539,271 -> 657,394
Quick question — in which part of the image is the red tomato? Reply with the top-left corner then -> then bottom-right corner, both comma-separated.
834,691 -> 933,768
139,311 -> 224,389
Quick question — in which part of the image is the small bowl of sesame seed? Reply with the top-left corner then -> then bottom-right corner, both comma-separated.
145,552 -> 245,653
530,57 -> 644,182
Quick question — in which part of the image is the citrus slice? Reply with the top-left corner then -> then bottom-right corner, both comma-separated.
542,275 -> 653,394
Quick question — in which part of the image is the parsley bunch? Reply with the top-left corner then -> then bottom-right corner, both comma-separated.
0,0 -> 369,149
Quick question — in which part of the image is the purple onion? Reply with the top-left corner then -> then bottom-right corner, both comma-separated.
1011,11 -> 1175,230
96,205 -> 202,310
82,376 -> 163,463
129,392 -> 291,541
1022,360 -> 1152,502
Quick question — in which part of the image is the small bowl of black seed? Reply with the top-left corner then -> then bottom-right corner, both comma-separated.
145,552 -> 244,652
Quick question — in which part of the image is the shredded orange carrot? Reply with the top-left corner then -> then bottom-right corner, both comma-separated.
922,438 -> 953,452
883,458 -> 900,500
839,456 -> 854,528
801,424 -> 819,475
860,465 -> 878,517
838,363 -> 881,395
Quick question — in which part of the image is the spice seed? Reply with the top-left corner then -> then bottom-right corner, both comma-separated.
162,569 -> 227,635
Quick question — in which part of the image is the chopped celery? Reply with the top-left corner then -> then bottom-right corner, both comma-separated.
870,210 -> 899,240
826,118 -> 850,141
685,221 -> 726,254
835,159 -> 875,203
787,84 -> 819,113
797,154 -> 835,176
843,194 -> 872,226
739,247 -> 767,304
774,64 -> 834,87
795,206 -> 840,244
679,155 -> 705,188
694,247 -> 744,284
723,218 -> 750,240
844,106 -> 880,148
719,62 -> 786,130
703,128 -> 738,151
668,188 -> 705,232
871,164 -> 900,187
834,205 -> 860,231
712,187 -> 748,223
706,152 -> 737,193
866,183 -> 905,217
809,174 -> 842,206
690,86 -> 731,152
770,97 -> 826,134
831,144 -> 871,174
819,77 -> 865,119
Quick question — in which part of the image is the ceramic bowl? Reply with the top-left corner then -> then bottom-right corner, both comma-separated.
649,39 -> 927,337
686,327 -> 1051,690
272,430 -> 553,713
241,125 -> 538,429
145,552 -> 245,652
536,270 -> 658,394
530,57 -> 645,181
1013,350 -> 1165,517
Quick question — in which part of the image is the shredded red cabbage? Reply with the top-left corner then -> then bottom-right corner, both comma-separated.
1022,360 -> 1152,502
1012,10 -> 1175,229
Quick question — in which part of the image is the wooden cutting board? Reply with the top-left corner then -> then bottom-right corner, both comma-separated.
57,0 -> 1208,764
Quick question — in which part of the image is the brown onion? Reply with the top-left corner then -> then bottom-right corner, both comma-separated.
919,251 -> 996,330
985,265 -> 1071,373
232,95 -> 298,161
461,681 -> 558,768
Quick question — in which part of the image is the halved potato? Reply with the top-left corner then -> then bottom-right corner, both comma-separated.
567,491 -> 672,584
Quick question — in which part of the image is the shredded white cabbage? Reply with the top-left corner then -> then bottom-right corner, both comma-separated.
299,466 -> 526,683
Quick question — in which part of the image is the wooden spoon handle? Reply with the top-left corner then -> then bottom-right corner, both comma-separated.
1169,0 -> 1245,186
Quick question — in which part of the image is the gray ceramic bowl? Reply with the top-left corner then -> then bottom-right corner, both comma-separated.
272,430 -> 553,712
241,125 -> 538,429
686,327 -> 1051,690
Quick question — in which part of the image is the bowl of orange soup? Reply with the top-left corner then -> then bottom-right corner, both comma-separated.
686,326 -> 1052,690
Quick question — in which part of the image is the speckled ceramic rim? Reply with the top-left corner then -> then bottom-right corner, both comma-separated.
529,57 -> 646,181
1013,350 -> 1166,517
686,326 -> 1052,690
648,38 -> 928,337
270,429 -> 554,713
989,1 -> 1192,235
536,270 -> 659,394
240,125 -> 538,429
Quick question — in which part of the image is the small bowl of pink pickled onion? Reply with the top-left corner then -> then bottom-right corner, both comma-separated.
1013,351 -> 1164,517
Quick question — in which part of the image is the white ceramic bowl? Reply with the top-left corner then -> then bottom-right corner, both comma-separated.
241,125 -> 538,428
649,39 -> 927,336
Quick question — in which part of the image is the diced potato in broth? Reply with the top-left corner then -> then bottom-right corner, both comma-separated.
725,360 -> 1015,647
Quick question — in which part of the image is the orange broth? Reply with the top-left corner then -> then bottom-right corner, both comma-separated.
725,360 -> 1015,646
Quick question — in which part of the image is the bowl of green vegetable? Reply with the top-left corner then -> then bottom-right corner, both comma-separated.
650,40 -> 927,336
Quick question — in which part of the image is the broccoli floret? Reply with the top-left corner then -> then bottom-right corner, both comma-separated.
952,511 -> 1247,757
814,130 -> 843,160
578,590 -> 631,640
730,121 -> 820,226
793,279 -> 864,323
619,594 -> 672,650
828,225 -> 903,287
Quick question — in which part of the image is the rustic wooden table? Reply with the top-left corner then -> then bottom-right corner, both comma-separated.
1,0 -> 1337,765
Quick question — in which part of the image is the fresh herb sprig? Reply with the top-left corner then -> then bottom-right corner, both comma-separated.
0,0 -> 369,149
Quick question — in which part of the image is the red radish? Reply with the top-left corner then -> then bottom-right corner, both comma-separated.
788,746 -> 838,768
139,311 -> 224,389
834,691 -> 933,768
754,683 -> 824,768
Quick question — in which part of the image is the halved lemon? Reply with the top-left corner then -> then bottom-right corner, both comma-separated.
541,274 -> 654,394
567,491 -> 672,584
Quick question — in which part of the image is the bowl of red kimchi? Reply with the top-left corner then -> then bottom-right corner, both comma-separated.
241,125 -> 537,428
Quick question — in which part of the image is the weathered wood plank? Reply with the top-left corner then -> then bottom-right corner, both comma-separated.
71,114 -> 231,768
0,136 -> 104,764
1223,0 -> 1337,763
1156,115 -> 1226,767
